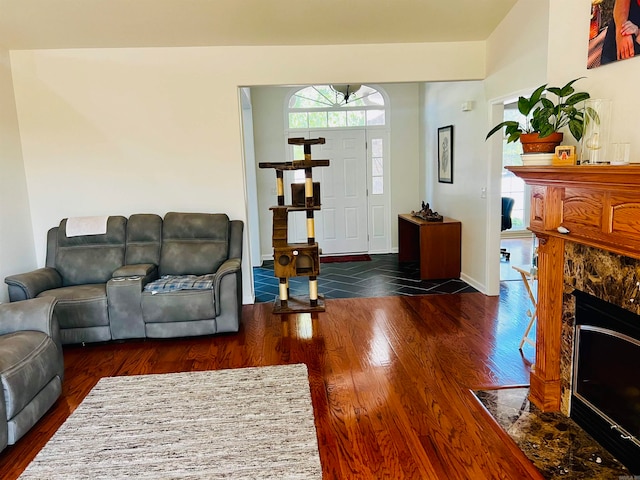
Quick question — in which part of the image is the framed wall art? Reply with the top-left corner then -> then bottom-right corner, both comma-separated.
588,0 -> 640,69
438,125 -> 453,184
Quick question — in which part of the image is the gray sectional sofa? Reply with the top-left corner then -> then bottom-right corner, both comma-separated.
0,297 -> 63,452
5,212 -> 243,345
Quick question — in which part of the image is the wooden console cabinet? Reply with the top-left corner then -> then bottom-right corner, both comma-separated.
398,214 -> 461,280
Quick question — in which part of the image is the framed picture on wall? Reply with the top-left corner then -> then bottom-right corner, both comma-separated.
588,0 -> 640,69
438,125 -> 453,184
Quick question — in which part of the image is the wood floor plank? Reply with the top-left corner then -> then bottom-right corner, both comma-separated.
320,306 -> 433,479
0,291 -> 544,479
397,295 -> 534,478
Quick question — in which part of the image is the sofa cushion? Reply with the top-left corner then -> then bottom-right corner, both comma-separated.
125,214 -> 162,265
38,284 -> 109,329
141,290 -> 216,324
56,216 -> 127,286
159,213 -> 230,276
144,274 -> 214,294
112,263 -> 157,278
0,331 -> 61,420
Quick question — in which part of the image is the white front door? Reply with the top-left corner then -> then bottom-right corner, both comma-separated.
287,130 -> 368,255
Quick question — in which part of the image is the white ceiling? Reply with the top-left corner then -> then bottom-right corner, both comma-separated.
0,0 -> 517,50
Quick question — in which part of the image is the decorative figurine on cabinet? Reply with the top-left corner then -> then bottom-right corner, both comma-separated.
411,202 -> 443,222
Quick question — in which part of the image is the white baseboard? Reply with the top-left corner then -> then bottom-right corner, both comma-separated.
260,253 -> 274,264
243,293 -> 255,305
460,272 -> 490,296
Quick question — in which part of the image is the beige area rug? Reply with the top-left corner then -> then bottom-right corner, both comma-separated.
20,364 -> 322,479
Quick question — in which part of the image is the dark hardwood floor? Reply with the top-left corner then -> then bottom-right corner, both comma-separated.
0,287 -> 543,479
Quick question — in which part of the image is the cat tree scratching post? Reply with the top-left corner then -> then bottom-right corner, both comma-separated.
259,137 -> 329,313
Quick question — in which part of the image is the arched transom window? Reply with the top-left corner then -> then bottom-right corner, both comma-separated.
288,85 -> 386,129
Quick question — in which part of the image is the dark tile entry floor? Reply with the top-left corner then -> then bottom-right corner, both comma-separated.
253,253 -> 478,303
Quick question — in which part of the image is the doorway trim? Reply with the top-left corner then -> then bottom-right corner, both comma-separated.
486,87 -> 537,296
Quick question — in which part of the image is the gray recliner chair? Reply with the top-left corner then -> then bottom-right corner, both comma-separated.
6,216 -> 127,344
0,297 -> 63,452
140,212 -> 243,337
104,212 -> 243,339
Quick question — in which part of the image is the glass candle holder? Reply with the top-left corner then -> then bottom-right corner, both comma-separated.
580,99 -> 612,164
610,142 -> 630,165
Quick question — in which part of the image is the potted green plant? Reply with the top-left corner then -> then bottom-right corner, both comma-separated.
486,78 -> 591,154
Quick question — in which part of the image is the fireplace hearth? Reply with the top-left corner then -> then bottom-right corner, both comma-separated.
475,387 -> 629,478
571,290 -> 640,473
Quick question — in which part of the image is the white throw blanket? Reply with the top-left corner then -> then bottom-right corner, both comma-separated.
66,216 -> 109,237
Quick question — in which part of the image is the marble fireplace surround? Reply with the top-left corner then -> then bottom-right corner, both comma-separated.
560,243 -> 640,415
508,165 -> 640,413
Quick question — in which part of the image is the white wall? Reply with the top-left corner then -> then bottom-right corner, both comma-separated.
386,83 -> 421,246
485,0 -> 550,101
422,80 -> 491,292
480,0 -> 551,295
9,42 -> 486,303
249,86 -> 288,262
239,88 -> 261,271
0,47 -> 37,302
547,0 -> 640,160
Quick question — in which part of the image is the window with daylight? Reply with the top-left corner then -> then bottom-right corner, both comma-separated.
371,138 -> 384,194
288,85 -> 385,129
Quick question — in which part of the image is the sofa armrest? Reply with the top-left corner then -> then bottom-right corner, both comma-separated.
0,297 -> 63,381
4,268 -> 62,301
113,263 -> 157,279
213,258 -> 242,317
0,297 -> 58,338
107,276 -> 148,340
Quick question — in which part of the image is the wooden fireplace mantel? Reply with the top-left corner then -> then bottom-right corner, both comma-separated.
507,165 -> 640,411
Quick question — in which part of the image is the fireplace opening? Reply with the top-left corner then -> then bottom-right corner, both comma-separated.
572,290 -> 640,473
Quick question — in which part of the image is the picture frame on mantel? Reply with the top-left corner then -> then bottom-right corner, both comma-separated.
438,125 -> 453,184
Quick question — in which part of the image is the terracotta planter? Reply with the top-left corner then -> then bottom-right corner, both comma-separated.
520,132 -> 564,153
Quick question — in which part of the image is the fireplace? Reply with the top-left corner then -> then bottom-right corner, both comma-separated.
506,165 -> 640,471
571,290 -> 640,473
